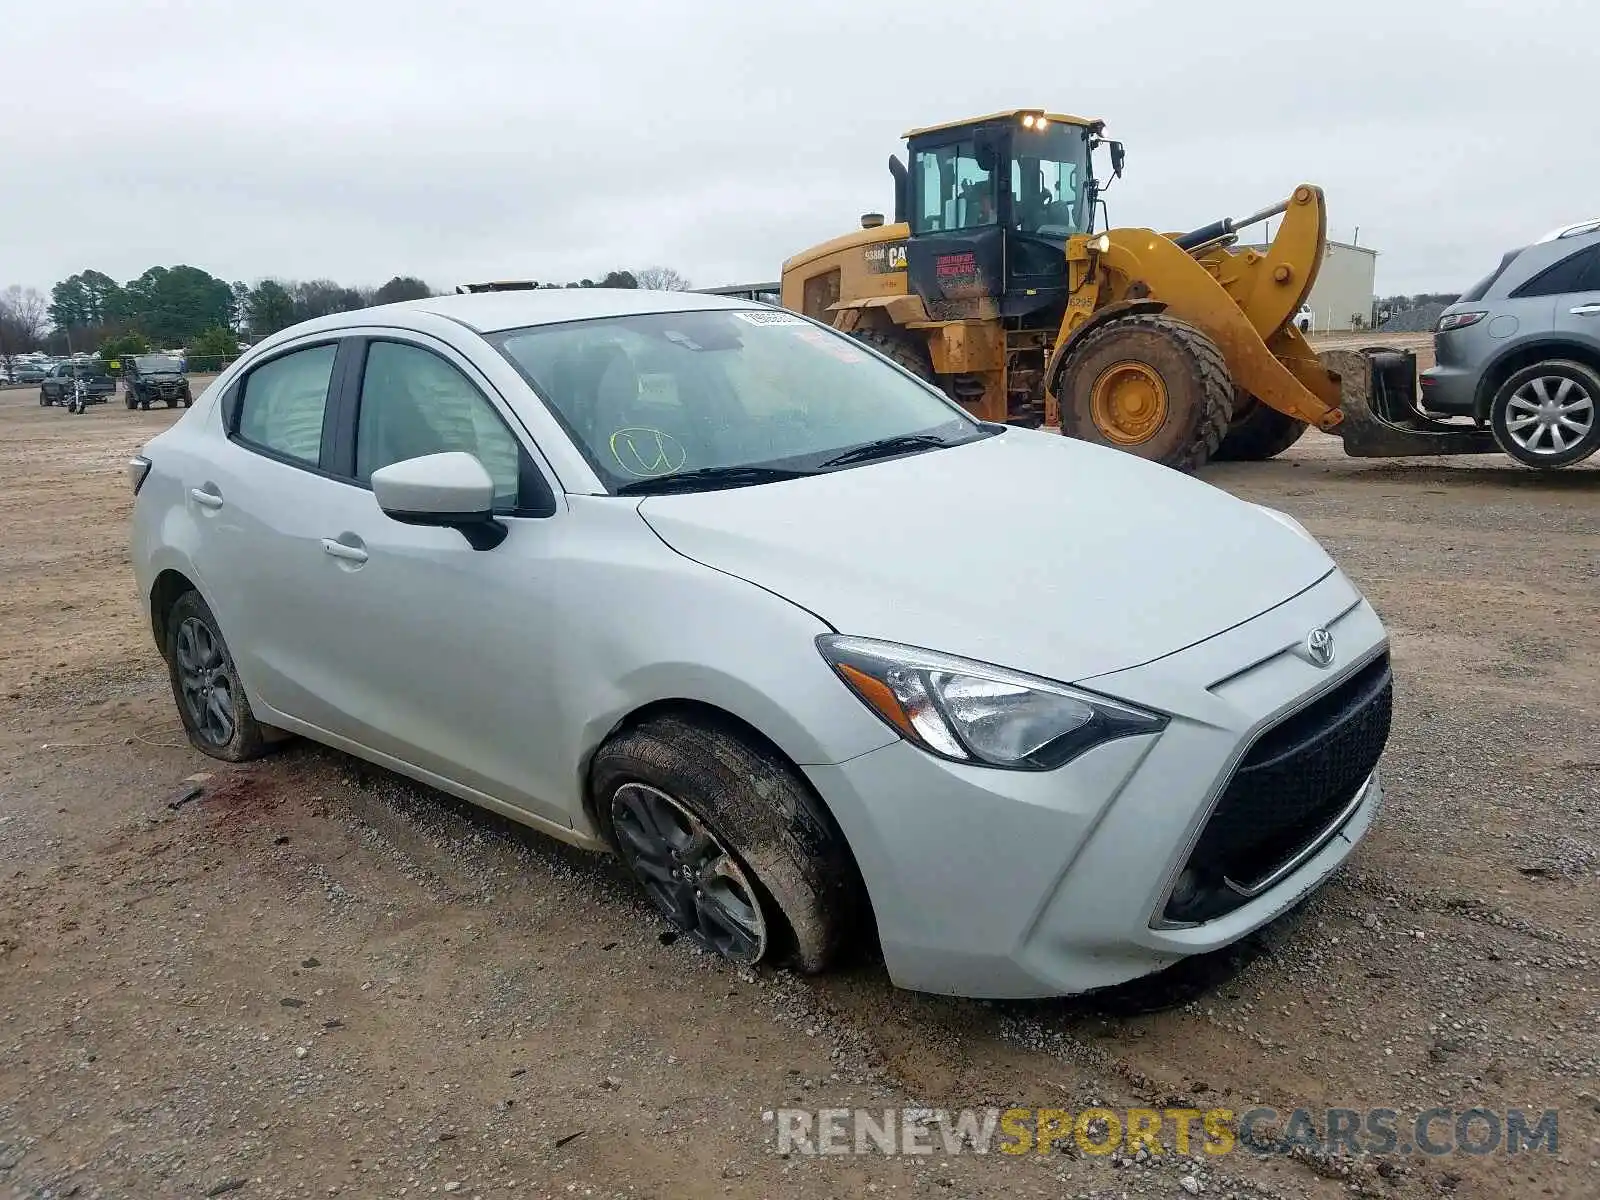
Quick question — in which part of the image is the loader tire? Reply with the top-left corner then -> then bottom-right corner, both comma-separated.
1056,314 -> 1234,472
848,327 -> 937,385
1215,394 -> 1308,461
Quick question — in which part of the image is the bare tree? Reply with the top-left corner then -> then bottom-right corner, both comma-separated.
0,285 -> 50,376
635,266 -> 692,292
1,285 -> 49,342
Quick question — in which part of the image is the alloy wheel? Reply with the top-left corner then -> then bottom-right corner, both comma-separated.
175,615 -> 236,747
1503,375 -> 1595,456
610,782 -> 767,963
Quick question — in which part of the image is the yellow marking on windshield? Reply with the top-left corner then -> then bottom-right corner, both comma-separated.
609,427 -> 687,478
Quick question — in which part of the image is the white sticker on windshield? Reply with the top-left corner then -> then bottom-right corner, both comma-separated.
733,310 -> 807,326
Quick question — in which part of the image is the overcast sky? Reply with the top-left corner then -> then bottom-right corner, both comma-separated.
4,0 -> 1591,298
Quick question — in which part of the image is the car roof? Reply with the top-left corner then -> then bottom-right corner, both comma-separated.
364,287 -> 759,335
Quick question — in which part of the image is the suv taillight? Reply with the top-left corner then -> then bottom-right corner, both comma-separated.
1437,311 -> 1486,333
127,455 -> 152,495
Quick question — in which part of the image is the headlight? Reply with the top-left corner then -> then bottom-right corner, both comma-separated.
816,635 -> 1166,770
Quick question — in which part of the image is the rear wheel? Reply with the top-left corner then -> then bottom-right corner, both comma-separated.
1488,360 -> 1600,468
1215,393 -> 1308,461
1056,314 -> 1234,472
848,326 -> 937,385
39,389 -> 49,406
164,590 -> 271,762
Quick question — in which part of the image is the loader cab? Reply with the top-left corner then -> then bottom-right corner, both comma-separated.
896,111 -> 1096,319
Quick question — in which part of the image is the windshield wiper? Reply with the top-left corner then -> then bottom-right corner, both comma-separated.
615,465 -> 814,496
817,432 -> 953,469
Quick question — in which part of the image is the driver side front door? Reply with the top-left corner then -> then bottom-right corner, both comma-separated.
283,334 -> 574,826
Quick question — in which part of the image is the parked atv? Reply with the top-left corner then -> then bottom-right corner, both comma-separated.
123,353 -> 192,410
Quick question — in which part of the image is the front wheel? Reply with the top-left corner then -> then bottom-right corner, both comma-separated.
1055,314 -> 1234,472
39,389 -> 49,407
1488,360 -> 1600,468
592,715 -> 862,973
125,390 -> 137,410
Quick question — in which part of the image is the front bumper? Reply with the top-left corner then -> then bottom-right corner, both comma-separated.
805,568 -> 1390,999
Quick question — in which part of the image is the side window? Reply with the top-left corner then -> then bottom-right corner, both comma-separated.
354,341 -> 522,512
1511,246 -> 1600,298
234,343 -> 338,466
911,139 -> 996,234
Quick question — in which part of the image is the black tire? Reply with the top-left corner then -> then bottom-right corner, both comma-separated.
1488,359 -> 1600,469
848,327 -> 938,385
164,590 -> 270,762
592,714 -> 862,974
165,397 -> 176,408
1055,314 -> 1234,472
140,401 -> 149,411
40,389 -> 51,407
1214,393 -> 1308,461
125,390 -> 136,410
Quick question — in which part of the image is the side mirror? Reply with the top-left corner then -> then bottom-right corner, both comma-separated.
370,451 -> 507,550
1110,141 -> 1126,178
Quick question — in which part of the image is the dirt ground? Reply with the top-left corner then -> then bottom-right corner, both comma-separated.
1,356 -> 1597,1200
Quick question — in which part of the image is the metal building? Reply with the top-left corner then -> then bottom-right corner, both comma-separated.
1239,238 -> 1378,332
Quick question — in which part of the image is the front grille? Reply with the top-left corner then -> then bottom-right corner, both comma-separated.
1163,652 -> 1392,924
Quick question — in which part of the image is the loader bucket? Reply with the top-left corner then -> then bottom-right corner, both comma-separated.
1318,348 -> 1499,458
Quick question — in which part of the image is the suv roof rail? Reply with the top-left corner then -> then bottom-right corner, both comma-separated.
1534,217 -> 1600,244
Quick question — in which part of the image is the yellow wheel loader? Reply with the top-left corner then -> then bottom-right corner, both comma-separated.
778,109 -> 1497,470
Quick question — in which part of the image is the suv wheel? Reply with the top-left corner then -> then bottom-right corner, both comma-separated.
1488,360 -> 1600,468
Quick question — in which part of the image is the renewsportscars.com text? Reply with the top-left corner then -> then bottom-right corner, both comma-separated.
765,1105 -> 1559,1159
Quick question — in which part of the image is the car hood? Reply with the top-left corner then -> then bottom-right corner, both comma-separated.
637,429 -> 1335,682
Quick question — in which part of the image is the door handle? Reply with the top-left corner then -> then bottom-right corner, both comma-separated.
190,487 -> 224,509
1569,303 -> 1600,316
321,538 -> 369,564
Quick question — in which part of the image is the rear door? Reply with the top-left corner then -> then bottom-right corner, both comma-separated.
189,337 -> 354,715
1546,243 -> 1600,351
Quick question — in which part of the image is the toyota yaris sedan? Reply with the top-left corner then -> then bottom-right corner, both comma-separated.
128,288 -> 1392,999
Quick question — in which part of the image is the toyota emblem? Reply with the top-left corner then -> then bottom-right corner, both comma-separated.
1305,627 -> 1335,668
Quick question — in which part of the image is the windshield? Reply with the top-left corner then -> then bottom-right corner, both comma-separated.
135,355 -> 181,373
1011,122 -> 1089,237
488,309 -> 985,493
